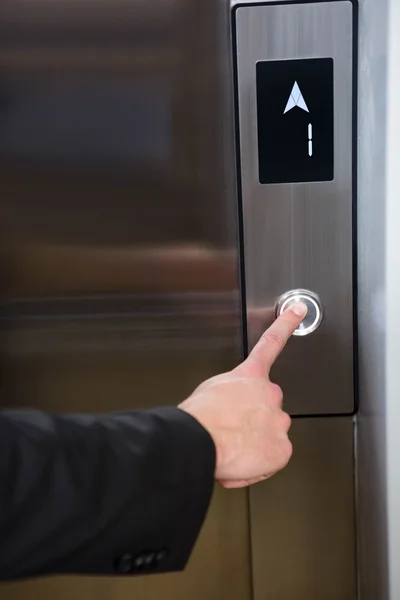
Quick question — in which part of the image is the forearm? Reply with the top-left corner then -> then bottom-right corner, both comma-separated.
0,407 -> 215,580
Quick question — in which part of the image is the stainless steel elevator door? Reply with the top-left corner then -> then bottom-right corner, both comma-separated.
0,1 -> 252,599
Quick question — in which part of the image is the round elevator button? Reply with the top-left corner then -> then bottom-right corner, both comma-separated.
275,289 -> 323,337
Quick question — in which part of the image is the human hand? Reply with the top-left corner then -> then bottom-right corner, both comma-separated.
178,303 -> 307,488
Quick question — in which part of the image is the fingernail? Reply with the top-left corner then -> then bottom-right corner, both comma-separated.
291,302 -> 308,317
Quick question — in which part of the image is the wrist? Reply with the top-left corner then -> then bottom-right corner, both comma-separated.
178,406 -> 221,478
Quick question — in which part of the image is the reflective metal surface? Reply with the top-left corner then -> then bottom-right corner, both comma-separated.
0,1 -> 252,599
385,3 -> 400,598
250,418 -> 357,600
355,0 -> 389,597
275,289 -> 323,337
355,0 -> 394,598
233,1 -> 356,415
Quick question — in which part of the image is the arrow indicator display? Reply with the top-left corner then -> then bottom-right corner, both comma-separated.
283,81 -> 309,114
256,57 -> 334,184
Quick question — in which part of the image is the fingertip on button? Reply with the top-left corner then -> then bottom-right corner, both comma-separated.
275,290 -> 323,337
290,301 -> 308,318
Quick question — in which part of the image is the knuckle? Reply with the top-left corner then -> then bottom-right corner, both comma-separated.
274,409 -> 290,430
279,439 -> 293,467
277,436 -> 293,469
277,316 -> 293,329
280,411 -> 291,431
270,383 -> 283,404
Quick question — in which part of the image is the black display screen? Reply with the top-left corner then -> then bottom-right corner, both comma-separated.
256,58 -> 334,184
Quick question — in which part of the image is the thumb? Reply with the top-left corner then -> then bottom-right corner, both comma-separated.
241,303 -> 307,377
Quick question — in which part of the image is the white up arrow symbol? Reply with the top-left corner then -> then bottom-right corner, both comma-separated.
283,81 -> 309,114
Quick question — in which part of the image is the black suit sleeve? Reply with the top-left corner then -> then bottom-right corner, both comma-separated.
0,407 -> 216,581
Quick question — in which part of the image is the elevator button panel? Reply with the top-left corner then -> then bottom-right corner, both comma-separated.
232,0 -> 357,416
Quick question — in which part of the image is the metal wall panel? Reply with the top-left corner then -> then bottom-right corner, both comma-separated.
250,418 -> 357,600
386,1 -> 400,596
356,0 -> 390,597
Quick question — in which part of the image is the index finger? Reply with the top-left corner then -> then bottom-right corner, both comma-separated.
243,303 -> 307,375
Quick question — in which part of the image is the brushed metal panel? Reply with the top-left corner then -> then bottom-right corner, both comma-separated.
0,0 -> 252,599
386,2 -> 400,598
233,1 -> 356,415
250,417 -> 357,600
355,0 -> 389,597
